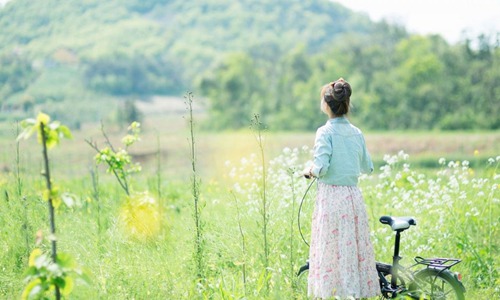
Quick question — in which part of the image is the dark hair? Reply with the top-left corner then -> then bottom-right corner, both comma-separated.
322,78 -> 351,116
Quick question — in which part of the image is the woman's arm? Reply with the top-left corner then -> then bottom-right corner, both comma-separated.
310,127 -> 332,178
360,135 -> 373,174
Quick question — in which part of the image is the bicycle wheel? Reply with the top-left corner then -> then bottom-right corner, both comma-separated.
410,268 -> 465,300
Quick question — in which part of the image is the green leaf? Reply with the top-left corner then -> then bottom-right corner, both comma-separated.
52,196 -> 62,209
61,276 -> 74,295
53,277 -> 66,289
22,266 -> 37,279
128,121 -> 141,131
18,113 -> 71,149
58,125 -> 73,139
36,112 -> 50,125
17,119 -> 37,141
21,278 -> 42,300
57,252 -> 76,269
42,189 -> 50,202
28,285 -> 44,300
45,128 -> 60,149
256,269 -> 270,294
28,248 -> 42,267
121,134 -> 137,146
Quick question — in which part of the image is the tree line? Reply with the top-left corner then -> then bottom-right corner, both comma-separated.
200,33 -> 499,131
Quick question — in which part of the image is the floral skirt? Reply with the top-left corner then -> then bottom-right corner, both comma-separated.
307,183 -> 380,299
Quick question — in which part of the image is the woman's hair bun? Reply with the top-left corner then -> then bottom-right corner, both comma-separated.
322,77 -> 351,116
332,79 -> 351,102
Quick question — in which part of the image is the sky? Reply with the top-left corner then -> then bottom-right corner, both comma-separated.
334,0 -> 500,43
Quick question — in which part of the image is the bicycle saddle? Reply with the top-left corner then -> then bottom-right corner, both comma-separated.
379,216 -> 416,231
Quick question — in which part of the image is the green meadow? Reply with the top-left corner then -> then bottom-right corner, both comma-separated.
0,114 -> 498,299
1,0 -> 499,298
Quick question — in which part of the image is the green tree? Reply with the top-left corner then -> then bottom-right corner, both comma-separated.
268,45 -> 313,130
199,53 -> 265,129
117,98 -> 143,128
83,54 -> 183,96
0,52 -> 38,101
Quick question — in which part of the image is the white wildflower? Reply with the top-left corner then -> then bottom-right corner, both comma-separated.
398,150 -> 409,160
471,207 -> 480,217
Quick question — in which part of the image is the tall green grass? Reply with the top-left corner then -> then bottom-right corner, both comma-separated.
0,129 -> 498,299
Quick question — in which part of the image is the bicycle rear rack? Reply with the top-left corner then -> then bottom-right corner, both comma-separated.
414,256 -> 461,270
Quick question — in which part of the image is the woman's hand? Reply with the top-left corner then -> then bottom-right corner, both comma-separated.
302,167 -> 313,179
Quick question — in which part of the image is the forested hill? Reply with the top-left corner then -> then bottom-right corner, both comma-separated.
0,0 -> 378,91
0,0 -> 375,59
0,0 -> 498,130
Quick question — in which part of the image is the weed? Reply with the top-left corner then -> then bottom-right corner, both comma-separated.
17,112 -> 89,299
230,190 -> 247,295
86,121 -> 142,196
251,114 -> 270,291
185,92 -> 206,284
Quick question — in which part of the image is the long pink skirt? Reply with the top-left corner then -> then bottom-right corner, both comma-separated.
308,183 -> 380,299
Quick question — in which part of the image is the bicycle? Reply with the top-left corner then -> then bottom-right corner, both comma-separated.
297,215 -> 466,299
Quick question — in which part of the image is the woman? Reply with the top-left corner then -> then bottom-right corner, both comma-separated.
305,78 -> 380,299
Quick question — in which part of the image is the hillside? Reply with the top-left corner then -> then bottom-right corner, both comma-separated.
0,0 -> 498,131
0,0 -> 375,60
0,0 -> 378,88
0,0 -> 390,127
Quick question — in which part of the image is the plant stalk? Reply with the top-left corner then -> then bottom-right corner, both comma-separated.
39,122 -> 61,300
90,167 -> 102,246
85,139 -> 130,196
288,168 -> 297,296
15,122 -> 30,257
253,114 -> 269,290
156,132 -> 163,229
231,191 -> 247,295
186,92 -> 204,281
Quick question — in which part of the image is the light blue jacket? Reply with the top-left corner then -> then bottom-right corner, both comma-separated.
310,116 -> 373,186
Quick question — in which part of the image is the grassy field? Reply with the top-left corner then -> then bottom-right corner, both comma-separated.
2,112 -> 498,178
0,113 -> 498,299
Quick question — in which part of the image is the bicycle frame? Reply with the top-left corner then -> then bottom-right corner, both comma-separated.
377,216 -> 466,299
376,228 -> 416,297
377,216 -> 415,293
